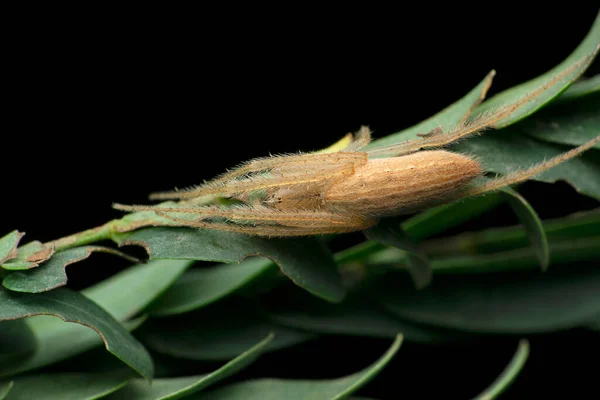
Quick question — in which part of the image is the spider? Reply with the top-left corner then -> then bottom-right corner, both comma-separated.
115,67 -> 600,238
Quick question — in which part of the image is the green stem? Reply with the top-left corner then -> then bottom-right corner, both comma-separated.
44,221 -> 118,252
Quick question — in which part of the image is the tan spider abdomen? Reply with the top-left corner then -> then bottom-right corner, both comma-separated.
325,150 -> 482,217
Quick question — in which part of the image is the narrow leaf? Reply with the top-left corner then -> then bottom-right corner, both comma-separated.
108,334 -> 274,400
499,188 -> 549,271
147,257 -> 277,316
138,297 -> 315,361
474,339 -> 530,400
3,246 -> 138,293
263,285 -> 469,342
367,70 -> 495,149
380,264 -> 600,333
1,241 -> 54,271
0,231 -> 23,265
472,15 -> 599,127
0,381 -> 13,400
364,218 -> 432,289
114,227 -> 345,303
0,287 -> 153,379
5,373 -> 129,400
552,75 -> 600,104
0,259 -> 189,378
200,334 -> 403,400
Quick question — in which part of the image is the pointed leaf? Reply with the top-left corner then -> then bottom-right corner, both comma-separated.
520,94 -> 600,149
0,259 -> 189,378
0,381 -> 13,400
367,70 -> 495,149
147,257 -> 277,317
0,231 -> 23,265
474,339 -> 529,400
472,15 -> 599,127
364,218 -> 432,289
200,334 -> 402,400
263,285 -> 469,342
113,227 -> 345,303
499,188 -> 549,271
1,241 -> 54,271
5,373 -> 129,400
380,264 -> 600,333
138,297 -> 315,361
108,334 -> 274,400
0,287 -> 153,379
2,246 -> 138,293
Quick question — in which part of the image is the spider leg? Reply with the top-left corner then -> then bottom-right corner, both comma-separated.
148,207 -> 376,237
367,58 -> 587,158
460,134 -> 600,198
149,152 -> 368,200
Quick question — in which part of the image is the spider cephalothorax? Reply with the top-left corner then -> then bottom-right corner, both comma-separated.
115,65 -> 600,237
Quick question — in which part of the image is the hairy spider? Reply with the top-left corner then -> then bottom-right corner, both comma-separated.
115,68 -> 600,237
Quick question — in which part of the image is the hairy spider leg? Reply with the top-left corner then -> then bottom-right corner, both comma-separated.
152,209 -> 376,237
366,56 -> 591,158
461,134 -> 600,198
149,152 -> 368,200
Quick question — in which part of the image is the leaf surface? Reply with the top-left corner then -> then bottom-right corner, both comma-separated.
0,231 -> 23,265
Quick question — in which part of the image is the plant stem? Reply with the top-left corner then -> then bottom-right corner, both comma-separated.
44,221 -> 117,252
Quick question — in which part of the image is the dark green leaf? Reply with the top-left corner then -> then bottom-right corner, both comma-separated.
367,70 -> 495,148
138,297 -> 316,361
0,287 -> 153,379
474,340 -> 529,400
0,320 -> 36,364
553,75 -> 600,104
0,381 -> 12,400
147,257 -> 277,316
499,188 -> 549,271
263,285 -> 469,342
2,246 -> 137,293
1,259 -> 190,376
108,334 -> 274,400
5,373 -> 129,400
364,218 -> 432,289
520,94 -> 600,149
380,264 -> 600,333
0,231 -> 23,265
1,241 -> 54,271
199,334 -> 403,400
113,227 -> 345,303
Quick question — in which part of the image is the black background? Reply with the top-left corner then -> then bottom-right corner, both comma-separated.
3,6 -> 600,399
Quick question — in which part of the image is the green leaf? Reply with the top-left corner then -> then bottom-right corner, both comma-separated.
199,334 -> 403,400
553,75 -> 600,104
0,320 -> 36,364
520,94 -> 600,150
2,246 -> 138,293
499,188 -> 549,271
460,131 -> 600,200
107,334 -> 274,400
366,70 -> 495,148
0,381 -> 13,400
380,264 -> 600,333
1,241 -> 54,271
263,285 -> 469,343
83,259 -> 194,321
474,339 -> 530,400
472,15 -> 599,127
5,373 -> 129,400
138,297 -> 316,361
364,218 -> 432,289
0,231 -> 23,265
0,259 -> 190,378
147,257 -> 277,317
113,227 -> 345,303
0,287 -> 153,379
